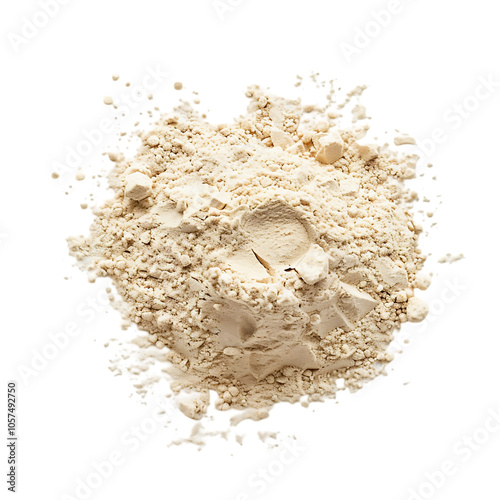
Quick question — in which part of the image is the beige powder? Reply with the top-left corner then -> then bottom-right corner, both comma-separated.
69,83 -> 429,418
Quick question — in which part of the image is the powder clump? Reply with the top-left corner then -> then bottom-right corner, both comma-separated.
69,84 -> 429,416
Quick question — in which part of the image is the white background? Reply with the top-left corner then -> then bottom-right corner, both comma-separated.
1,1 -> 500,499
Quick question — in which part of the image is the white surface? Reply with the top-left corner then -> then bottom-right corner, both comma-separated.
1,1 -> 499,499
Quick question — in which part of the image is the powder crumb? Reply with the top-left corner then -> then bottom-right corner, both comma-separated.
112,74 -> 119,81
394,135 -> 417,146
174,82 -> 183,90
103,96 -> 114,106
230,409 -> 271,426
177,391 -> 210,420
415,272 -> 432,290
51,172 -> 60,179
406,297 -> 429,322
438,253 -> 464,264
80,203 -> 88,210
352,104 -> 367,122
124,172 -> 152,201
75,170 -> 85,181
258,431 -> 278,443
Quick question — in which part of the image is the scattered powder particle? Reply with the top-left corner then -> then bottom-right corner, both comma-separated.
103,96 -> 114,106
174,82 -> 183,90
124,171 -> 152,201
80,203 -> 88,210
406,297 -> 429,322
357,144 -> 379,162
438,253 -> 464,264
51,172 -> 60,179
313,131 -> 344,164
415,272 -> 432,290
394,135 -> 417,146
230,409 -> 271,426
112,74 -> 120,81
75,170 -> 85,181
69,83 -> 431,418
352,104 -> 367,122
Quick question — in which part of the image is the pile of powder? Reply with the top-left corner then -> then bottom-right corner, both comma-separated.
69,84 -> 430,418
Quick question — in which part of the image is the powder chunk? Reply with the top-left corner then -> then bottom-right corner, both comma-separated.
178,391 -> 209,420
209,191 -> 231,209
415,272 -> 432,290
295,245 -> 329,285
268,106 -> 285,124
352,104 -> 367,122
338,177 -> 360,195
242,200 -> 311,269
357,143 -> 379,162
124,172 -> 152,201
249,344 -> 319,380
376,258 -> 409,289
75,170 -> 85,181
227,249 -> 271,281
270,128 -> 294,149
394,135 -> 416,146
438,253 -> 464,264
337,283 -> 378,322
313,131 -> 345,164
406,297 -> 429,322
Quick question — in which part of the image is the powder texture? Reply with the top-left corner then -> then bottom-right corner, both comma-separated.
69,84 -> 428,415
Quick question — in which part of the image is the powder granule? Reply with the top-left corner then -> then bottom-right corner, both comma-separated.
69,84 -> 428,416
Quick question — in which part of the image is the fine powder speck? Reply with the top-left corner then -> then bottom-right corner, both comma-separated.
69,83 -> 430,418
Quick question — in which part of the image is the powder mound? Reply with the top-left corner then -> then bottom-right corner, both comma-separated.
69,84 -> 428,416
